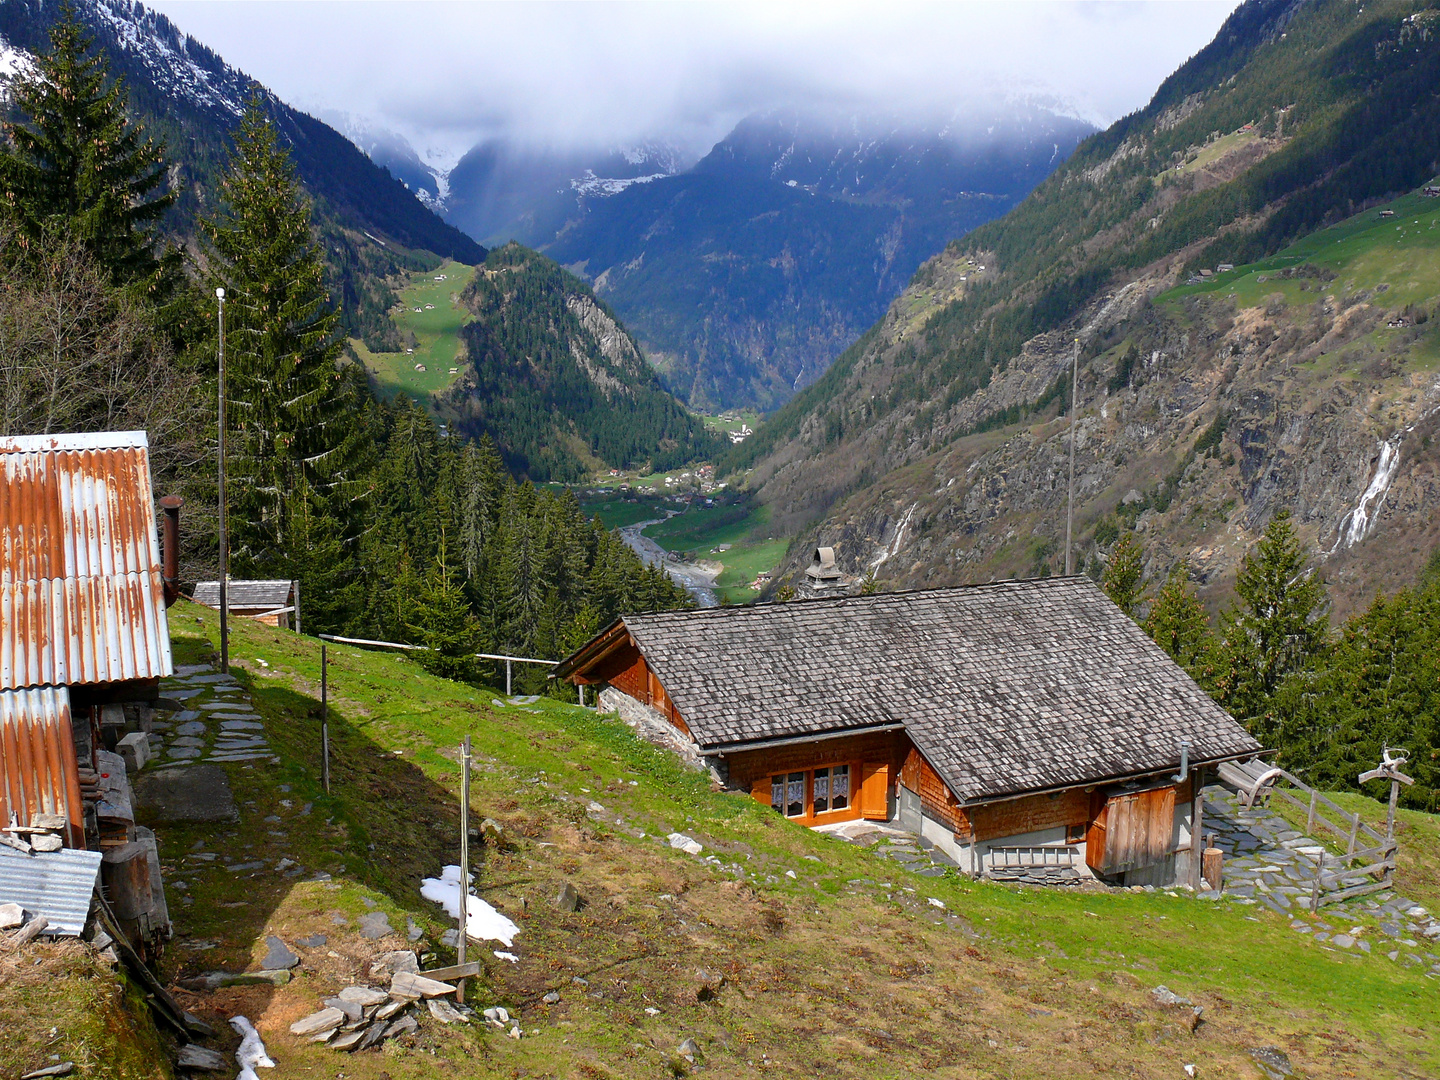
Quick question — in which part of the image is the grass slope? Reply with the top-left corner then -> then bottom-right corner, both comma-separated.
1163,182 -> 1440,317
353,260 -> 478,401
126,602 -> 1440,1079
641,500 -> 788,603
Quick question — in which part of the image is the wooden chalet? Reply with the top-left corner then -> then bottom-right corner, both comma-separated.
191,579 -> 300,631
554,578 -> 1263,887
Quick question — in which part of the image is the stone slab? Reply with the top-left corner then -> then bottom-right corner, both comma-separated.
133,764 -> 239,823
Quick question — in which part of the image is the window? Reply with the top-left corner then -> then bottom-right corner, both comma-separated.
814,765 -> 850,813
772,772 -> 805,817
769,765 -> 851,818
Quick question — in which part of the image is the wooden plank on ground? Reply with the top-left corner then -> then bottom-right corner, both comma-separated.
1316,878 -> 1393,906
421,961 -> 482,982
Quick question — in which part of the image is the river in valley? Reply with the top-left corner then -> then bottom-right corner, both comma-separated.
618,518 -> 719,607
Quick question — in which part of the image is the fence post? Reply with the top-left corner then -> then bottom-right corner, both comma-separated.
506,658 -> 512,697
1309,851 -> 1323,913
1346,812 -> 1360,857
1306,789 -> 1317,835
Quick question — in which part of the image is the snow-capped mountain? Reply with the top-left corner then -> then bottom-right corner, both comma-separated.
0,0 -> 480,265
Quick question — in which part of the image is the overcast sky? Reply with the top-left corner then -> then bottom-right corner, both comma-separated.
148,1 -> 1242,165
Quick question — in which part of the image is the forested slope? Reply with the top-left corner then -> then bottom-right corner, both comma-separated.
0,0 -> 484,348
441,244 -> 727,481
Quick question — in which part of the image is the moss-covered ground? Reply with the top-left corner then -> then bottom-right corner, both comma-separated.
100,601 -> 1440,1079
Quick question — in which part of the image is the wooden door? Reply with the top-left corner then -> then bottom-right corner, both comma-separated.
859,763 -> 890,820
1085,786 -> 1176,875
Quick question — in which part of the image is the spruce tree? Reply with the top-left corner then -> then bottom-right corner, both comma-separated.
1102,533 -> 1145,618
1217,510 -> 1329,727
0,4 -> 174,287
205,99 -> 360,573
405,530 -> 483,683
1143,562 -> 1215,684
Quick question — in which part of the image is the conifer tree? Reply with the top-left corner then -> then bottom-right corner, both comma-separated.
1102,533 -> 1145,618
406,531 -> 483,684
1143,562 -> 1215,684
1217,511 -> 1329,727
205,99 -> 360,573
0,4 -> 174,288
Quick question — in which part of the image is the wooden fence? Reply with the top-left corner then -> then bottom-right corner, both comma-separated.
1267,769 -> 1397,911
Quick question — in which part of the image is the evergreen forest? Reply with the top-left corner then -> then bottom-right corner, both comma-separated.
1106,517 -> 1440,812
0,11 -> 692,692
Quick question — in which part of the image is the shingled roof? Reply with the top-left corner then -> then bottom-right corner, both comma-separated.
562,578 -> 1260,804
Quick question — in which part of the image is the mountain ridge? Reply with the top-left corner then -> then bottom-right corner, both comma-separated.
730,0 -> 1440,616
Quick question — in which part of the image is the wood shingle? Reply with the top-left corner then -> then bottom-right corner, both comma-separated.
573,578 -> 1259,804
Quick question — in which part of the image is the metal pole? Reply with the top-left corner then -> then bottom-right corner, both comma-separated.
1064,336 -> 1079,576
457,735 -> 471,1004
216,288 -> 229,673
320,642 -> 330,794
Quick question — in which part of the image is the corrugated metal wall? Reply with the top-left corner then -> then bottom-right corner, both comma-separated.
0,685 -> 84,847
0,431 -> 172,689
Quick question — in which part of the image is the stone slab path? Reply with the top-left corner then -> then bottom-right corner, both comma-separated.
821,821 -> 960,879
149,663 -> 278,766
1202,783 -> 1440,976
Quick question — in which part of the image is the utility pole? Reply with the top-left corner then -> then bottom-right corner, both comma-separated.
1064,336 -> 1080,576
216,287 -> 230,673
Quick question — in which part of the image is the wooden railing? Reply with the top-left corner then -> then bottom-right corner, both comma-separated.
989,844 -> 1080,870
1267,768 -> 1397,911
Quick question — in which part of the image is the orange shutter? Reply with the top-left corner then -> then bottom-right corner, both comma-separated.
751,776 -> 772,807
859,763 -> 889,820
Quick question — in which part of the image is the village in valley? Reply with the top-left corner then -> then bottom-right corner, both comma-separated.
4,2 -> 1440,1080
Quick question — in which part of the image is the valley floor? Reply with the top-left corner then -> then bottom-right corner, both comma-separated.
6,605 -> 1438,1079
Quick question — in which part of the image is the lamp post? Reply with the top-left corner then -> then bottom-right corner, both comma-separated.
217,287 -> 229,673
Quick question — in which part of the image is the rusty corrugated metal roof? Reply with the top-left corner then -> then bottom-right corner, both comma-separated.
0,431 -> 173,689
0,686 -> 84,847
0,843 -> 103,935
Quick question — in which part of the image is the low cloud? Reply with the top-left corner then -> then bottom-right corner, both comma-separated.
150,1 -> 1240,157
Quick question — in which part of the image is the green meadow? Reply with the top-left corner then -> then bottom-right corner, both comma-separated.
352,259 -> 477,400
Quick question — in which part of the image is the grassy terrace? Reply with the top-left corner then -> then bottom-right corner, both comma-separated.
14,602 -> 1432,1079
352,260 -> 477,401
1161,181 -> 1440,318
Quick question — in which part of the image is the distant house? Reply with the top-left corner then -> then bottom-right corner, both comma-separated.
1216,263 -> 1235,273
192,579 -> 299,632
555,580 -> 1262,888
1423,186 -> 1440,198
0,431 -> 180,945
1380,209 -> 1396,218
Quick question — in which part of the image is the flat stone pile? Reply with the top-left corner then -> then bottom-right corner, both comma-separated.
1202,783 -> 1440,976
289,953 -> 519,1052
151,664 -> 276,766
986,865 -> 1085,887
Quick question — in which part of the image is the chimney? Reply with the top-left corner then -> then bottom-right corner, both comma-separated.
159,495 -> 183,607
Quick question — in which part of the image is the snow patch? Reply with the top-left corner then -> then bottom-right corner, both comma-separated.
420,865 -> 520,946
571,170 -> 668,198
